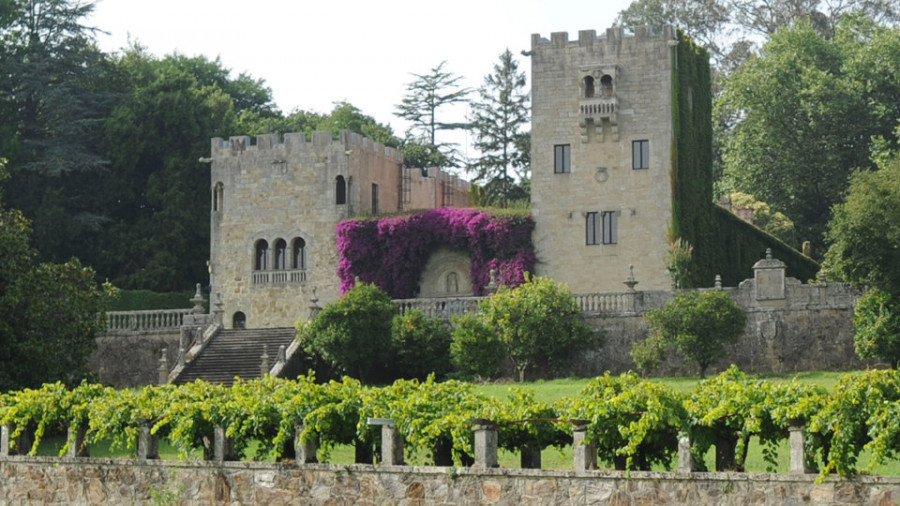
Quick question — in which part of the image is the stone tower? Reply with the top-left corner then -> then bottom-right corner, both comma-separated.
208,130 -> 469,329
529,26 -> 680,292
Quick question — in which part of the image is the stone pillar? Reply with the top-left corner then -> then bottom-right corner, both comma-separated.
573,423 -> 597,472
472,420 -> 498,469
367,418 -> 403,465
677,432 -> 693,472
157,347 -> 169,385
1,424 -> 11,456
137,423 -> 159,460
213,293 -> 224,325
213,425 -> 236,462
294,424 -> 318,464
66,425 -> 89,458
381,425 -> 404,466
789,422 -> 813,474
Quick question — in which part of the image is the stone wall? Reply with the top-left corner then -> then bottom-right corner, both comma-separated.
88,332 -> 179,388
1,457 -> 897,505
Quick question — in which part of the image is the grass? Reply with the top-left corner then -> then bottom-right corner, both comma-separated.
26,370 -> 900,475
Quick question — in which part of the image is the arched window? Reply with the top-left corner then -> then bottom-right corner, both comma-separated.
232,311 -> 246,329
213,182 -> 224,212
254,239 -> 269,271
274,239 -> 287,270
336,175 -> 347,205
600,74 -> 613,97
292,237 -> 306,270
584,76 -> 595,98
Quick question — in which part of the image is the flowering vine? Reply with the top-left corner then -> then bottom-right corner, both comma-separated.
336,208 -> 534,298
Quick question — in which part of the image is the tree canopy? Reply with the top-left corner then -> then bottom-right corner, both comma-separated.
467,49 -> 531,206
718,16 -> 900,251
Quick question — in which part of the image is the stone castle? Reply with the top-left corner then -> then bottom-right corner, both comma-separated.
207,26 -> 770,329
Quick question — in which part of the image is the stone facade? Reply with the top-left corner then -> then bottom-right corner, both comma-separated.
530,26 -> 679,294
2,458 -> 898,505
208,131 -> 469,329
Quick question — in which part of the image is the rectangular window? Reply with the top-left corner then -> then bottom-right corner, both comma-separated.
602,211 -> 617,244
554,144 -> 571,174
586,212 -> 599,245
371,183 -> 379,214
632,140 -> 649,170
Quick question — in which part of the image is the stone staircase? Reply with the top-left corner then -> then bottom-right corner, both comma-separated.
172,327 -> 296,386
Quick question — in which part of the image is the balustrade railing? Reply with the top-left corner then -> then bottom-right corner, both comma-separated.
394,297 -> 482,318
105,309 -> 193,332
579,97 -> 618,118
252,269 -> 307,286
573,292 -> 637,315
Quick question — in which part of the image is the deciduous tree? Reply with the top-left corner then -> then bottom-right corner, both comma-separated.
640,290 -> 747,378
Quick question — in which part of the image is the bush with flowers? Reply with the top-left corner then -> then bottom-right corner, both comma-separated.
336,208 -> 534,298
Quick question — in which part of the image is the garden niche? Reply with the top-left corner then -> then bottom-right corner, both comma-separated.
336,208 -> 534,298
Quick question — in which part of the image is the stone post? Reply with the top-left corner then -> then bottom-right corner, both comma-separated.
367,418 -> 404,465
276,344 -> 286,368
157,347 -> 169,385
294,424 -> 318,464
572,422 -> 597,472
1,424 -> 11,456
472,420 -> 498,469
789,422 -> 813,474
66,424 -> 89,458
677,431 -> 693,472
213,426 -> 236,462
213,292 -> 224,326
137,423 -> 159,460
260,344 -> 270,377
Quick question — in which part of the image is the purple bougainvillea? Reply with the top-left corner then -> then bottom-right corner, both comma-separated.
336,208 -> 535,298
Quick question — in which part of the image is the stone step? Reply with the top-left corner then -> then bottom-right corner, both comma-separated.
173,327 -> 296,386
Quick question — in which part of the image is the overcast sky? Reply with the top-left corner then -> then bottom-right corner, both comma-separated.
87,0 -> 633,144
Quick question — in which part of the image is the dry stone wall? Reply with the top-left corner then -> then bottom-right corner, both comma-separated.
1,458 -> 898,505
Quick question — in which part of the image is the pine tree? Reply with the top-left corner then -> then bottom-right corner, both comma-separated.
394,61 -> 470,169
468,49 -> 530,205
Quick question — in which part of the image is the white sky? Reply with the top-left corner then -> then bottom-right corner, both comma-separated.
87,0 -> 633,144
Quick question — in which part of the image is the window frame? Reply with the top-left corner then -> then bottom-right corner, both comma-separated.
586,211 -> 599,245
602,211 -> 618,244
554,144 -> 571,174
632,139 -> 649,170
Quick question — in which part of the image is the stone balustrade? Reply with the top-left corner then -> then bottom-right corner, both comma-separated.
104,309 -> 193,333
394,297 -> 482,318
251,269 -> 307,286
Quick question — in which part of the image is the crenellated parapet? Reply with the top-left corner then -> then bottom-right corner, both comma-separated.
210,130 -> 403,165
530,25 -> 676,51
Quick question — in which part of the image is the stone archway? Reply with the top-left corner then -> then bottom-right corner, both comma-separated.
417,247 -> 473,297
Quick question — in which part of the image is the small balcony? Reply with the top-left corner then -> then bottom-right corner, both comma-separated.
580,97 -> 618,124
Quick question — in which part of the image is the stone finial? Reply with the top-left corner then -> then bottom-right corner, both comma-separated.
623,265 -> 638,291
714,274 -> 722,290
485,269 -> 499,295
308,287 -> 321,320
157,348 -> 169,385
817,270 -> 827,285
177,345 -> 186,367
277,344 -> 286,366
191,283 -> 205,314
765,248 -> 773,261
260,344 -> 270,377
